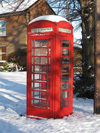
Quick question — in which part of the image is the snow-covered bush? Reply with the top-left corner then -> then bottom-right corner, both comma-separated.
0,62 -> 17,72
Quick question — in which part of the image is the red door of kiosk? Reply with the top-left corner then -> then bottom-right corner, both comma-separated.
58,36 -> 73,117
27,35 -> 54,118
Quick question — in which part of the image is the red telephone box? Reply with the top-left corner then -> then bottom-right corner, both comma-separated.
27,15 -> 73,119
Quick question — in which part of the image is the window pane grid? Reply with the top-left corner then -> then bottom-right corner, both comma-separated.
31,39 -> 51,109
47,40 -> 50,108
34,100 -> 47,109
60,40 -> 71,108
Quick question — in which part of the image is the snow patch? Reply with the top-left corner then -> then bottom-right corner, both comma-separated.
0,72 -> 100,133
0,0 -> 38,14
87,36 -> 91,39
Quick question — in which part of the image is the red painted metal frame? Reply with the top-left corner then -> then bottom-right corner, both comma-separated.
27,19 -> 73,119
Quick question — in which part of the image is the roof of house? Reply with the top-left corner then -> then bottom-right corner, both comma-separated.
0,0 -> 38,15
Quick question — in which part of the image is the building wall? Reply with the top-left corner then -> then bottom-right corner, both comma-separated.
0,0 -> 55,61
6,14 -> 27,58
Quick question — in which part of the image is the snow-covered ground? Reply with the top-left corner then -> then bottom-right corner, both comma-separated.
0,72 -> 100,133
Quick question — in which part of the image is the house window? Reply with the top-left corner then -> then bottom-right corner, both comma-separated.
0,20 -> 6,36
0,49 -> 2,60
0,45 -> 6,61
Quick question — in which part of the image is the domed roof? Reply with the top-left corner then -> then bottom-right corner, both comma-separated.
28,15 -> 70,25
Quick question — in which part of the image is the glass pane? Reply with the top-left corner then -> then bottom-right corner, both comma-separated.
35,48 -> 47,56
0,49 -> 2,53
48,93 -> 50,109
49,58 -> 50,64
62,83 -> 69,90
0,48 -> 2,60
62,49 -> 69,56
32,65 -> 33,72
35,57 -> 47,64
34,83 -> 48,90
34,65 -> 47,73
62,91 -> 69,99
31,91 -> 33,98
48,101 -> 50,109
49,49 -> 51,56
62,75 -> 69,81
35,40 -> 47,47
62,57 -> 69,64
62,66 -> 69,73
32,48 -> 33,56
34,74 -> 47,82
62,100 -> 69,108
31,82 -> 33,89
0,20 -> 6,36
62,40 -> 69,47
32,40 -> 34,47
32,57 -> 33,64
49,40 -> 51,47
34,91 -> 47,99
31,99 -> 33,106
34,100 -> 47,109
31,74 -> 33,80
0,55 -> 2,60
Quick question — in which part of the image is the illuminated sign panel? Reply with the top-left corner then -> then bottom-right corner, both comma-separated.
31,27 -> 53,33
59,28 -> 71,34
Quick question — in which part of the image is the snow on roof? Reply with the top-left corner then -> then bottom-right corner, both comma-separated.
0,0 -> 38,15
28,15 -> 70,25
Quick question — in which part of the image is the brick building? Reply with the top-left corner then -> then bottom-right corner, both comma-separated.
0,0 -> 55,64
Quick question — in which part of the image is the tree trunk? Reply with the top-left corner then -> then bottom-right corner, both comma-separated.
67,0 -> 69,20
94,0 -> 100,114
78,0 -> 95,89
